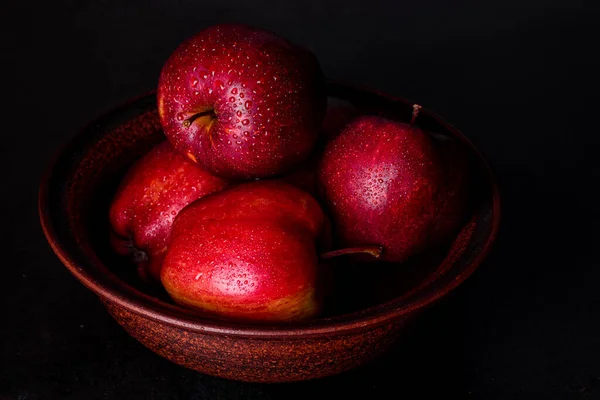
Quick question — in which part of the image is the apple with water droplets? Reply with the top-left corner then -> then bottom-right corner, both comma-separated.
109,141 -> 228,282
160,181 -> 330,322
157,24 -> 326,180
318,111 -> 469,263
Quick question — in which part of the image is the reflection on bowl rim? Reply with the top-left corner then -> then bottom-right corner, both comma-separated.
39,80 -> 501,339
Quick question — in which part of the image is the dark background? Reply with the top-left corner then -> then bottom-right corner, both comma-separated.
2,0 -> 599,398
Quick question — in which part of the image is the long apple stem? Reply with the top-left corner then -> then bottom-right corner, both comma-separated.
320,246 -> 384,260
183,109 -> 216,128
410,104 -> 422,125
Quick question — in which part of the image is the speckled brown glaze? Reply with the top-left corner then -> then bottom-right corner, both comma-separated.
104,301 -> 411,382
39,82 -> 501,383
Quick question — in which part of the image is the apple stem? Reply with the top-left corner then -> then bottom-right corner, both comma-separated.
320,246 -> 384,260
183,109 -> 216,128
410,104 -> 422,125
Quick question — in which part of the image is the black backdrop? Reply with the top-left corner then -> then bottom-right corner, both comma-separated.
2,0 -> 600,399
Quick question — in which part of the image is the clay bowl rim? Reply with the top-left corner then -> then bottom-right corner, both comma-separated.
39,80 -> 501,339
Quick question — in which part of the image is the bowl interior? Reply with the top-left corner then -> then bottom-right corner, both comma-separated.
40,82 -> 499,337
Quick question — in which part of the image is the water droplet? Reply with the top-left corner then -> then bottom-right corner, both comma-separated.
242,119 -> 250,125
242,82 -> 247,88
191,78 -> 198,87
378,178 -> 384,183
243,131 -> 249,136
256,80 -> 262,84
194,91 -> 199,95
231,87 -> 238,94
207,88 -> 213,94
244,101 -> 252,109
229,97 -> 235,102
239,92 -> 244,98
202,74 -> 208,79
273,75 -> 278,81
215,80 -> 224,89
227,140 -> 232,144
236,110 -> 242,117
236,140 -> 242,145
176,114 -> 184,121
244,280 -> 248,284
171,210 -> 176,216
232,134 -> 237,138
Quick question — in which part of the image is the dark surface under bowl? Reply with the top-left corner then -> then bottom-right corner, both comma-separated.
39,81 -> 500,383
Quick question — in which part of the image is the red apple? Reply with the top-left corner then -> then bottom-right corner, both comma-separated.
318,113 -> 469,263
160,181 -> 328,322
109,141 -> 228,282
157,24 -> 326,180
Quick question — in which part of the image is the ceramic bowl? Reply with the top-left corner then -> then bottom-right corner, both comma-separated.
39,81 -> 500,383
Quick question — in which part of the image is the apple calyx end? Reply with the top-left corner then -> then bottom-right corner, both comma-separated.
130,247 -> 149,264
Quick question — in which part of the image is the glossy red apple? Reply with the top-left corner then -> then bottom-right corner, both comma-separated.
318,111 -> 469,263
109,141 -> 228,282
160,181 -> 328,322
157,24 -> 326,180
